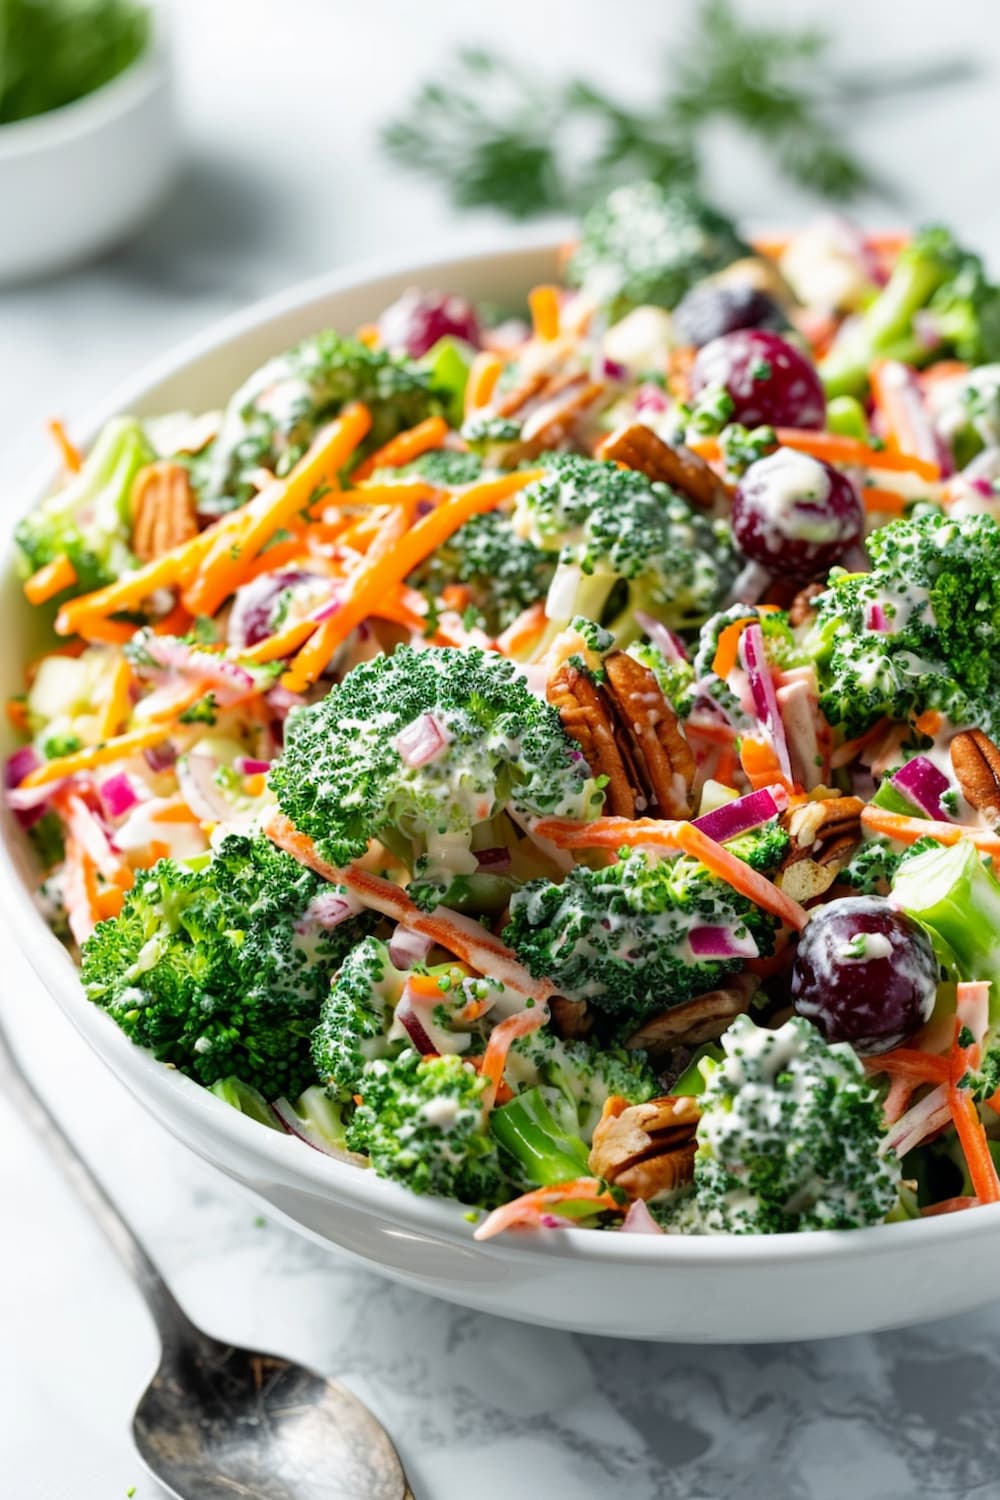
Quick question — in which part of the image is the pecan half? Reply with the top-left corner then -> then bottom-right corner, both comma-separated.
597,422 -> 732,512
548,994 -> 593,1041
625,972 -> 759,1058
788,582 -> 825,629
604,651 -> 695,817
512,374 -> 609,460
546,662 -> 637,817
777,794 -> 863,902
131,462 -> 199,562
951,729 -> 1000,826
589,1095 -> 699,1200
547,654 -> 695,819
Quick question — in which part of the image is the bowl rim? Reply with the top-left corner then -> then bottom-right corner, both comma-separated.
0,11 -> 170,161
5,232 -> 1000,1268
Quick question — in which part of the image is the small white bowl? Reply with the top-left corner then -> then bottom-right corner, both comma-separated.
0,20 -> 178,284
4,239 -> 1000,1341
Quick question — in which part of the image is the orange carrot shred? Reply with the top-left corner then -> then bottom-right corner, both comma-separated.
862,486 -> 907,516
474,1179 -> 623,1241
773,428 -> 940,482
351,416 -> 450,483
48,418 -> 82,473
465,351 -> 504,414
22,724 -> 176,789
24,554 -> 78,605
860,807 -> 1000,860
528,285 -> 561,341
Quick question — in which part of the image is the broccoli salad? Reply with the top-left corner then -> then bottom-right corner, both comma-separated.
12,182 -> 1000,1240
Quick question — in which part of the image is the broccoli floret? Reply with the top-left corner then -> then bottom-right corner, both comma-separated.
270,645 -> 603,900
503,848 -> 777,1032
509,1028 -> 657,1140
81,834 -> 373,1098
395,447 -> 485,488
806,512 -> 1000,739
717,421 -> 779,480
408,507 -> 556,633
839,834 -> 939,895
891,838 -> 1000,1008
938,363 -> 1000,469
346,1048 -> 510,1206
15,416 -> 153,593
626,639 -> 695,715
311,937 -> 407,1100
566,182 -> 751,322
511,455 -> 736,656
489,1086 -> 591,1188
822,225 -> 1000,397
201,332 -> 446,510
674,1014 -> 899,1233
726,819 -> 791,875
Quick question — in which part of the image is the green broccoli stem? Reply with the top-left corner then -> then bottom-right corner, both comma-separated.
490,1087 -> 591,1186
821,251 -> 954,397
518,564 -> 620,663
891,839 -> 1000,1018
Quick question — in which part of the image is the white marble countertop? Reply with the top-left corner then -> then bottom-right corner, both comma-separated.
5,2 -> 1000,1495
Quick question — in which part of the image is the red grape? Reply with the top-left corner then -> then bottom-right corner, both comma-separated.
378,288 -> 481,358
690,329 -> 825,429
673,283 -> 785,348
791,897 -> 938,1054
732,448 -> 863,578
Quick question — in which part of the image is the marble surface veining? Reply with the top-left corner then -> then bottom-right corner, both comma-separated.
4,2 -> 1000,1495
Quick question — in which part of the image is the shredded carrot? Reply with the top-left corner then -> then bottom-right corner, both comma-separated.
870,360 -> 942,469
317,482 -> 435,514
465,351 -> 504,414
73,617 -> 144,646
479,1004 -> 550,1111
23,554 -> 77,605
98,656 -> 133,740
532,815 -> 681,852
864,1049 -> 950,1086
62,837 -> 101,946
921,1195 -> 980,1217
667,346 -> 696,401
913,709 -> 943,737
183,404 -> 373,617
474,1179 -> 623,1241
48,418 -> 82,473
95,887 -> 126,921
713,615 -> 756,679
739,736 -> 795,795
56,545 -> 205,638
21,723 -> 176,789
772,428 -> 940,482
351,417 -> 450,482
6,698 -> 29,732
674,820 -> 810,931
948,1076 -> 1000,1204
495,602 -> 547,658
528,285 -> 561,342
862,486 -> 907,516
280,469 -> 543,690
149,798 -> 201,824
355,322 -> 381,349
860,807 -> 1000,860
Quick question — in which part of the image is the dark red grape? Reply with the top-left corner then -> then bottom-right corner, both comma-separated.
791,897 -> 938,1054
377,288 -> 481,358
732,448 -> 864,579
690,329 -> 825,429
673,283 -> 786,348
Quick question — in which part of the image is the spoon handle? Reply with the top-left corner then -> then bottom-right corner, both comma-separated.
0,1008 -> 198,1345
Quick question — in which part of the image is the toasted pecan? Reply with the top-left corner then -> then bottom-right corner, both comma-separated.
788,582 -> 825,628
597,422 -> 732,511
604,651 -> 695,817
777,794 -> 863,902
589,1095 -> 700,1201
131,462 -> 199,562
546,662 -> 637,817
951,729 -> 1000,826
625,972 -> 759,1057
513,375 -> 608,460
548,994 -> 593,1041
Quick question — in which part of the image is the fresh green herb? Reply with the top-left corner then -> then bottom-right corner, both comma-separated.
382,0 -> 971,218
0,0 -> 151,126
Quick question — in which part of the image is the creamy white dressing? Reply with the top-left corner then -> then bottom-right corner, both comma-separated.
747,449 -> 840,542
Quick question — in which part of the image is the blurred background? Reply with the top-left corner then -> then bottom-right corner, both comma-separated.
4,3 -> 1000,1497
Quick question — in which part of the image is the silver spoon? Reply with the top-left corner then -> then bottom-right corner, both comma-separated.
0,1013 -> 414,1500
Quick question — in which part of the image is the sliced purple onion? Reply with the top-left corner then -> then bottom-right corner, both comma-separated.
228,569 -> 315,649
235,756 -> 272,776
388,925 -> 434,970
688,925 -> 760,960
475,846 -> 512,872
395,712 -> 451,768
271,1093 -> 365,1163
99,772 -> 140,819
143,741 -> 177,774
5,745 -> 40,788
621,1199 -> 665,1235
300,887 -> 364,930
739,623 -> 792,780
133,635 -> 257,707
865,602 -> 890,633
176,752 -> 252,827
633,382 -> 669,415
692,785 -> 788,843
633,609 -> 689,664
395,995 -> 438,1055
884,1083 -> 950,1159
890,756 -> 953,821
6,778 -> 67,812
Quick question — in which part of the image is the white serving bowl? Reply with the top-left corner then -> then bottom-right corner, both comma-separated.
0,19 -> 178,284
4,241 -> 1000,1342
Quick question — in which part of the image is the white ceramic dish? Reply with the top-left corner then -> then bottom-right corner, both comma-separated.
4,240 -> 1000,1342
0,13 -> 178,284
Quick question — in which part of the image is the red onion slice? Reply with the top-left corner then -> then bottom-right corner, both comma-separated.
299,887 -> 365,930
5,746 -> 40,788
395,712 -> 451,768
688,925 -> 759,960
271,1092 -> 367,1165
621,1200 -> 665,1234
388,925 -> 434,969
98,772 -> 141,819
739,623 -> 792,780
475,846 -> 513,872
633,609 -> 689,664
692,785 -> 787,843
235,756 -> 272,776
395,994 -> 438,1056
890,756 -> 952,821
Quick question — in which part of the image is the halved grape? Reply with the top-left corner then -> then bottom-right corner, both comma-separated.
673,283 -> 785,349
732,447 -> 863,578
791,896 -> 939,1054
690,329 -> 825,429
